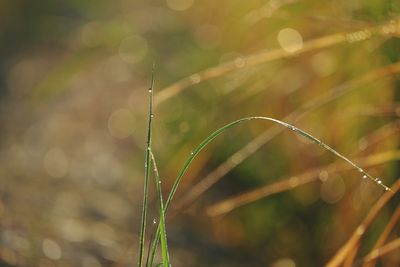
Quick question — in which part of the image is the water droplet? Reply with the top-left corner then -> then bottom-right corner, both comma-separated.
153,219 -> 157,224
190,152 -> 194,155
158,181 -> 161,184
362,175 -> 367,179
190,74 -> 201,84
385,187 -> 389,191
148,89 -> 152,93
356,226 -> 365,235
377,180 -> 382,184
150,114 -> 154,118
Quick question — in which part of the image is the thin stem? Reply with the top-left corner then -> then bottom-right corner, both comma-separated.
176,62 -> 400,211
145,231 -> 155,267
362,204 -> 400,267
206,150 -> 400,217
362,238 -> 400,264
150,150 -> 170,267
138,68 -> 155,267
326,179 -> 400,267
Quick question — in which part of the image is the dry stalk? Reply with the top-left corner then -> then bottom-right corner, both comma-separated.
206,150 -> 400,217
325,179 -> 400,267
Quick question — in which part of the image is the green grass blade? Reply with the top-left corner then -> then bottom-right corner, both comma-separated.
176,63 -> 400,210
150,150 -> 170,267
148,224 -> 160,267
145,230 -> 155,267
148,116 -> 392,266
148,118 -> 245,266
138,69 -> 155,267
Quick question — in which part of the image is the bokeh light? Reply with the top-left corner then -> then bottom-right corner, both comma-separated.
118,35 -> 148,64
108,108 -> 136,139
277,28 -> 303,53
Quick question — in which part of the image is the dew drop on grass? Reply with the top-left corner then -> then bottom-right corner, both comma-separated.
153,219 -> 157,225
190,74 -> 201,84
362,175 -> 367,179
356,226 -> 365,235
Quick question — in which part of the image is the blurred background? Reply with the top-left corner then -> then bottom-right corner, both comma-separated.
1,0 -> 400,266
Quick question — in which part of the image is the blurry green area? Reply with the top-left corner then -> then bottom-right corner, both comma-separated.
1,0 -> 400,266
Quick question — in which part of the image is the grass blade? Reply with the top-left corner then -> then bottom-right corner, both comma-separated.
206,150 -> 400,217
138,69 -> 155,267
176,62 -> 400,211
150,150 -> 170,267
148,116 -> 392,265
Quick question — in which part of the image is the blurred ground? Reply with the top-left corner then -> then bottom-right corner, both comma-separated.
0,0 -> 400,266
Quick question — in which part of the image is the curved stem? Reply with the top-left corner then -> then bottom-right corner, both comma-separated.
147,116 -> 392,265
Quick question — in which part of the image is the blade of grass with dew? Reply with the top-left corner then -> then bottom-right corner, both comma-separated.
147,116 -> 392,266
176,62 -> 400,211
138,69 -> 155,267
150,150 -> 170,267
205,122 -> 400,217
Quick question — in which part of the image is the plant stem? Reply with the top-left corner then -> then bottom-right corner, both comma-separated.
138,68 -> 155,267
150,150 -> 170,267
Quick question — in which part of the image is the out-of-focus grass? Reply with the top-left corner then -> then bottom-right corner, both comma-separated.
0,0 -> 400,266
